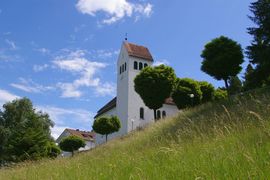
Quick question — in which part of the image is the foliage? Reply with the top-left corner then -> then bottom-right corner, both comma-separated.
201,36 -> 244,89
199,81 -> 215,103
243,64 -> 257,90
0,98 -> 54,162
246,0 -> 270,87
134,65 -> 176,120
1,88 -> 270,179
46,142 -> 61,158
214,88 -> 228,101
92,116 -> 121,142
172,78 -> 202,109
228,76 -> 243,95
59,136 -> 85,156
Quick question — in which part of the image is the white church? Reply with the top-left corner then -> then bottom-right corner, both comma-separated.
94,41 -> 179,144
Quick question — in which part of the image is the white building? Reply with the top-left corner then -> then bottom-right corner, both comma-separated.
95,42 -> 179,144
56,128 -> 95,156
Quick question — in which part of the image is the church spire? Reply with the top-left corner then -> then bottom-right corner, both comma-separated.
125,33 -> 128,41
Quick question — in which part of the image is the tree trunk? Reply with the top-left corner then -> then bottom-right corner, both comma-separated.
106,134 -> 108,142
154,109 -> 157,122
71,151 -> 74,157
224,79 -> 229,90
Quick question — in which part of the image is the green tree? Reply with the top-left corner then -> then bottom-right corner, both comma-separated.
199,81 -> 215,103
243,64 -> 256,90
172,78 -> 202,109
92,116 -> 121,142
246,0 -> 270,88
214,88 -> 228,101
228,76 -> 243,95
201,36 -> 244,89
0,98 -> 54,162
46,142 -> 61,158
134,65 -> 176,120
59,136 -> 85,156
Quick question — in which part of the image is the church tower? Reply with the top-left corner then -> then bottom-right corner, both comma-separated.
116,42 -> 154,134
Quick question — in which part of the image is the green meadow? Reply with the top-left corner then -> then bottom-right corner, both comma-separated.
1,87 -> 270,179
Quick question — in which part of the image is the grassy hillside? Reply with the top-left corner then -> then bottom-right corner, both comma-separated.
1,87 -> 270,179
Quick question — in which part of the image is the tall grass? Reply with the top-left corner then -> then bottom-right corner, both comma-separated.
0,87 -> 270,179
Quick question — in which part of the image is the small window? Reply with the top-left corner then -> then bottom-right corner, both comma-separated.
157,110 -> 161,119
124,63 -> 127,71
140,107 -> 144,119
144,63 -> 148,68
122,64 -> 124,73
120,66 -> 122,74
139,62 -> 143,70
134,61 -> 138,70
162,111 -> 166,118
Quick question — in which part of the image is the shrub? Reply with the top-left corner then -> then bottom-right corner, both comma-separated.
214,88 -> 228,101
172,78 -> 202,109
46,142 -> 61,158
199,81 -> 215,103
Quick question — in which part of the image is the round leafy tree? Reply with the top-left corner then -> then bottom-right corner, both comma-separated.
134,65 -> 176,120
172,78 -> 202,109
92,116 -> 121,142
59,136 -> 85,156
201,36 -> 244,89
199,81 -> 215,103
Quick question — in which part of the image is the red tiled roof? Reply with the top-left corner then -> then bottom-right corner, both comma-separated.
94,97 -> 117,118
124,42 -> 153,61
66,129 -> 95,142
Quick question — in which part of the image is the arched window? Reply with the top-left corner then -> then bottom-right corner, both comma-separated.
157,110 -> 161,119
139,62 -> 143,70
122,64 -> 124,73
144,63 -> 148,68
140,107 -> 144,119
162,111 -> 166,118
134,61 -> 138,70
124,63 -> 127,71
120,66 -> 122,74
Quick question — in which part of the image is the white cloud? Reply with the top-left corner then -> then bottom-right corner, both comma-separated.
0,89 -> 20,107
76,0 -> 153,24
95,82 -> 116,97
96,49 -> 119,59
10,78 -> 54,93
35,48 -> 50,54
5,39 -> 17,50
37,105 -> 94,139
53,50 -> 115,98
153,59 -> 170,66
33,64 -> 49,72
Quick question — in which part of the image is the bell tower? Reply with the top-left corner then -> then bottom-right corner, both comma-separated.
116,42 -> 154,134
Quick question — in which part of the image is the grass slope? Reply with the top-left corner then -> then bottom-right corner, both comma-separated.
1,88 -> 270,179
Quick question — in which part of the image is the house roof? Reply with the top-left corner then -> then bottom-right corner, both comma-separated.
65,129 -> 95,142
124,42 -> 153,61
94,97 -> 117,118
94,97 -> 175,118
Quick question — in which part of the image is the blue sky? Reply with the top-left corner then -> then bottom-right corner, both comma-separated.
0,0 -> 254,138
